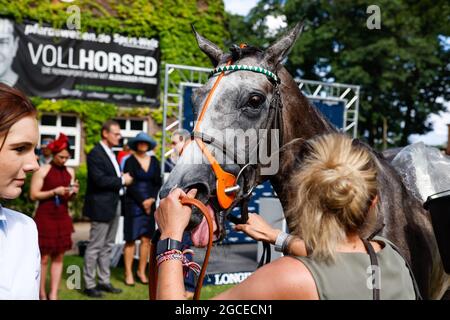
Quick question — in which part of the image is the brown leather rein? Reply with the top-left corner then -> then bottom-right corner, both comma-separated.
149,197 -> 213,300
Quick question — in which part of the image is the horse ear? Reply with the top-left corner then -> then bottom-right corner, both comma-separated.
263,22 -> 304,68
192,24 -> 224,67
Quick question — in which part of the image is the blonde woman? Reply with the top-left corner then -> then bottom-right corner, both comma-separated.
154,133 -> 418,300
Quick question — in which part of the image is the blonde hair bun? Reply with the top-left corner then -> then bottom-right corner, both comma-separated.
286,134 -> 378,262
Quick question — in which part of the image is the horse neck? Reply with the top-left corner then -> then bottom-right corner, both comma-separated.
269,68 -> 336,209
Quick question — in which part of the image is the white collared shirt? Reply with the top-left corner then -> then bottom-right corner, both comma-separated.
99,141 -> 125,196
0,205 -> 40,300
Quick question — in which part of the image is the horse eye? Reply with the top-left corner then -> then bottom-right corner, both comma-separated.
247,95 -> 265,108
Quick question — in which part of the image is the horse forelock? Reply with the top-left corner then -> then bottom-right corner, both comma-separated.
228,45 -> 263,62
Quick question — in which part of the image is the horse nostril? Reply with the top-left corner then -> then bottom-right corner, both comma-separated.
184,183 -> 210,203
182,183 -> 211,231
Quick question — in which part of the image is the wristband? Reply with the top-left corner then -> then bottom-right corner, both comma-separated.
274,231 -> 290,252
156,238 -> 183,256
282,235 -> 294,255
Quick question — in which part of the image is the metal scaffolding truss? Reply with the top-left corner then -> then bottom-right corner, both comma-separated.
161,64 -> 360,176
297,79 -> 360,138
161,64 -> 212,176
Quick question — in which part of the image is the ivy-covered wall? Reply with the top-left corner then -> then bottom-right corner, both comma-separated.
0,0 -> 229,156
0,0 -> 229,67
1,0 -> 229,218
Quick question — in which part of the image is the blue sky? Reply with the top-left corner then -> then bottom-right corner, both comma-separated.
224,0 -> 258,15
223,0 -> 449,146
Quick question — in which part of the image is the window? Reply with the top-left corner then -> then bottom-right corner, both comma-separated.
130,120 -> 144,131
112,118 -> 148,154
39,114 -> 81,166
61,115 -> 77,127
41,114 -> 57,126
116,119 -> 126,130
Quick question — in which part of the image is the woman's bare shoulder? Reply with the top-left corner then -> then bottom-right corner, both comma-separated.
267,256 -> 319,299
67,166 -> 75,176
35,164 -> 51,177
216,256 -> 319,300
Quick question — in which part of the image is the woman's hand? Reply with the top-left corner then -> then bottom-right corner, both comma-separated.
69,180 -> 79,196
234,213 -> 281,244
53,186 -> 69,196
142,197 -> 155,215
155,188 -> 197,241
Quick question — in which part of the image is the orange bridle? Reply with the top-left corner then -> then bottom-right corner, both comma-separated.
182,59 -> 238,209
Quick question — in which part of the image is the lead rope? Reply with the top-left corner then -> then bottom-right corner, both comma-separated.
361,238 -> 380,300
149,197 -> 214,300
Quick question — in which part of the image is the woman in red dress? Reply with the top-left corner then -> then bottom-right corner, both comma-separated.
30,133 -> 79,300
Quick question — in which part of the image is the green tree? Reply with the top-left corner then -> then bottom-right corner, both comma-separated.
283,0 -> 450,147
225,0 -> 449,148
225,0 -> 285,48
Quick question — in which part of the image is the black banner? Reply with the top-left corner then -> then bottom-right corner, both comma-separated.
0,18 -> 160,106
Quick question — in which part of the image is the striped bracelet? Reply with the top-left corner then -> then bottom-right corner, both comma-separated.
156,249 -> 202,277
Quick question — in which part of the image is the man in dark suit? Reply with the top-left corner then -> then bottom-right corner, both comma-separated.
82,120 -> 133,298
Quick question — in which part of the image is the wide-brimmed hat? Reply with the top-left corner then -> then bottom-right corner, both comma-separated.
128,132 -> 157,151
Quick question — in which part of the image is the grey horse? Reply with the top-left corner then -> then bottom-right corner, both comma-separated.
159,23 -> 449,299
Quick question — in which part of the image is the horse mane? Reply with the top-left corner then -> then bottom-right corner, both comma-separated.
224,44 -> 264,62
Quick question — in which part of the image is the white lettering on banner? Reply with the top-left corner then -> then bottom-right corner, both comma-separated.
61,88 -> 83,97
27,43 -> 158,77
145,57 -> 157,76
94,51 -> 108,72
113,33 -> 159,50
112,94 -> 133,101
87,92 -> 109,99
24,23 -> 158,49
134,55 -> 145,76
213,272 -> 252,285
42,45 -> 57,66
28,42 -> 43,65
122,54 -> 134,75
79,48 -> 94,70
57,47 -> 68,68
108,52 -> 121,73
67,48 -> 79,69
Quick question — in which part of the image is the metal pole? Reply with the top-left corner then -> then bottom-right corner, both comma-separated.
161,63 -> 170,178
354,86 -> 360,138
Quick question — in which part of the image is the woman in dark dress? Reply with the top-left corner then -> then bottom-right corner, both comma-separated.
123,132 -> 161,285
30,133 -> 79,300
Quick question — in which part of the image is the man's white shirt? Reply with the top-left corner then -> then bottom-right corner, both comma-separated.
100,141 -> 125,196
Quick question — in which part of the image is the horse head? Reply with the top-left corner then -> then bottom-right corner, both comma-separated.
159,23 -> 304,247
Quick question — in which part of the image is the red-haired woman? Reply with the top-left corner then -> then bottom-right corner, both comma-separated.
30,133 -> 79,300
0,83 -> 40,299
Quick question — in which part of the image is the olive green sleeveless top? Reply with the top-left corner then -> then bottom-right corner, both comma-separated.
294,236 -> 416,300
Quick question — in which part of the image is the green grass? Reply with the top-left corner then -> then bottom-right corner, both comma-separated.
49,255 -> 233,300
